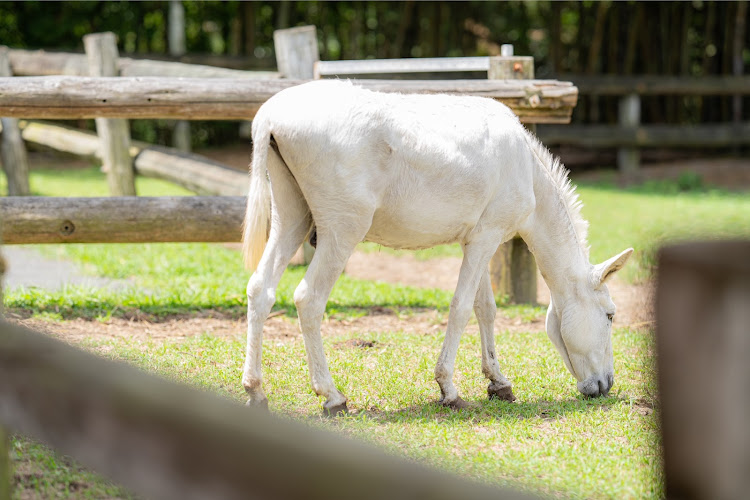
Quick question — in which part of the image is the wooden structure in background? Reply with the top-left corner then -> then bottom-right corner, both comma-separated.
656,241 -> 750,500
84,32 -> 136,196
0,48 -> 29,196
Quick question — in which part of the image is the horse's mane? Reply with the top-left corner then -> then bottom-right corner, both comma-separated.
524,130 -> 590,258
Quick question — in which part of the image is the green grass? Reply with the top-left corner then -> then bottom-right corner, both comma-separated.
1,165 -> 193,197
578,181 -> 750,282
83,326 -> 660,499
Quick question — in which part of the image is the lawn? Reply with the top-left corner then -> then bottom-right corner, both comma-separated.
3,165 -> 749,498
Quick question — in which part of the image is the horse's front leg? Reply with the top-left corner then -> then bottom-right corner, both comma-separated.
474,270 -> 516,402
434,238 -> 500,409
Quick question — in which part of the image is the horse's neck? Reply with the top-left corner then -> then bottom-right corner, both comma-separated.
518,167 -> 590,302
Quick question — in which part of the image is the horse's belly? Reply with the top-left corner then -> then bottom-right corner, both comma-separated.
365,207 -> 475,250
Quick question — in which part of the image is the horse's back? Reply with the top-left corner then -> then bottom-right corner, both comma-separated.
259,80 -> 535,249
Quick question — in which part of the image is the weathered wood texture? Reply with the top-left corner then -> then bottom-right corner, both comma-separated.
315,56 -> 490,78
0,320 -> 533,500
0,120 -> 247,196
273,26 -> 319,79
84,32 -> 135,196
0,196 -> 245,244
488,56 -> 535,81
537,122 -> 750,148
135,147 -> 247,196
0,77 -> 578,124
0,47 -> 29,196
7,48 -> 280,79
656,241 -> 750,500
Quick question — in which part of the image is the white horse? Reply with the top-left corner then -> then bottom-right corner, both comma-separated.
241,80 -> 632,415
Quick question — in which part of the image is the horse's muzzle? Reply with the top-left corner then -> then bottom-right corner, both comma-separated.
578,373 -> 614,397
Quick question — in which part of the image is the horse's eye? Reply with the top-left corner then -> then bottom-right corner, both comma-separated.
606,313 -> 614,322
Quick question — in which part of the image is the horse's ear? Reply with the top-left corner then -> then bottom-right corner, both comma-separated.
592,248 -> 633,287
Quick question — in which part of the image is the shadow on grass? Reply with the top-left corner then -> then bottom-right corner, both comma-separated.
359,395 -> 629,425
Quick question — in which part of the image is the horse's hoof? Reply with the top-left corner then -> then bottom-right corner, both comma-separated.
440,396 -> 471,410
488,382 -> 516,402
245,398 -> 269,411
322,401 -> 348,417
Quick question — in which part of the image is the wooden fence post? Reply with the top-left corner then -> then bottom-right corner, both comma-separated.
273,26 -> 319,79
83,32 -> 136,196
487,46 -> 537,304
169,1 -> 191,152
656,241 -> 750,500
0,46 -> 30,196
617,93 -> 641,180
274,26 -> 319,263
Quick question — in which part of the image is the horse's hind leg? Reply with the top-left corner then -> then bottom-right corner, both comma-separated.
474,271 -> 515,402
243,161 -> 310,409
293,220 -> 371,416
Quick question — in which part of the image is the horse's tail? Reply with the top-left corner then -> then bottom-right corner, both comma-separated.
242,114 -> 273,271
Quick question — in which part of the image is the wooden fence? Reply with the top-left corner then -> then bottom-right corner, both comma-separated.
0,27 -> 579,304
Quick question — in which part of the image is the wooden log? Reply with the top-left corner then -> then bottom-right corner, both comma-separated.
0,320 -> 531,500
488,47 -> 537,305
0,196 -> 245,244
315,56 -> 490,78
273,26 -> 319,79
0,77 -> 578,124
84,32 -> 136,196
7,48 -> 280,79
134,147 -> 247,196
537,122 -> 750,148
0,47 -> 30,196
656,241 -> 750,500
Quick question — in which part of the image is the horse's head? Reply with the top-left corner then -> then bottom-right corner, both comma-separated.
545,248 -> 633,397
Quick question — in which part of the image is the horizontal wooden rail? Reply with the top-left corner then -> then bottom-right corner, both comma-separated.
315,56 -> 489,77
0,320 -> 531,500
537,122 -> 750,148
8,48 -> 280,79
0,196 -> 245,244
554,74 -> 750,96
0,76 -> 578,124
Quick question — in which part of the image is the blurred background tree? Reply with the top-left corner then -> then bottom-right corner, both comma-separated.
1,1 -> 747,150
